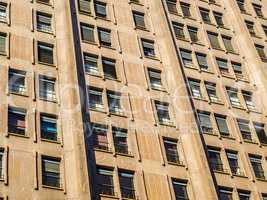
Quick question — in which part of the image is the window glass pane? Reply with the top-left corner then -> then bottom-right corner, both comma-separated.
196,53 -> 208,70
96,167 -> 114,196
8,69 -> 26,95
95,2 -> 106,17
188,26 -> 198,43
84,53 -> 98,75
119,171 -> 135,199
155,101 -> 171,124
42,157 -> 60,188
37,12 -> 52,32
0,4 -> 7,22
38,43 -> 54,64
222,36 -> 234,52
207,32 -> 221,49
142,40 -> 155,57
0,34 -> 6,53
102,58 -> 117,79
107,91 -> 122,114
148,68 -> 162,89
79,0 -> 91,13
39,75 -> 56,101
172,180 -> 189,200
215,115 -> 229,135
113,127 -> 128,154
81,24 -> 95,42
8,107 -> 26,135
92,123 -> 109,150
133,12 -> 145,28
98,29 -> 111,46
41,114 -> 57,141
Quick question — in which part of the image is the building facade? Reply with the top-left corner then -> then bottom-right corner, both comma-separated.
0,0 -> 267,199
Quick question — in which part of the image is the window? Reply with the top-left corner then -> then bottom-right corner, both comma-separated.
217,58 -> 229,75
236,0 -> 246,13
207,32 -> 221,49
112,127 -> 128,154
249,155 -> 265,180
42,156 -> 61,188
180,49 -> 193,68
253,4 -> 264,18
133,11 -> 145,29
262,25 -> 267,37
226,87 -> 241,107
262,194 -> 267,200
245,21 -> 255,36
94,1 -> 107,18
214,12 -> 224,27
163,139 -> 180,164
208,148 -> 224,171
81,23 -> 95,43
198,112 -> 213,133
37,42 -> 54,64
238,191 -> 250,200
189,79 -> 202,99
188,26 -> 198,43
8,107 -> 26,135
0,3 -> 7,22
119,171 -> 136,199
255,44 -> 267,61
180,3 -> 191,18
172,180 -> 189,200
40,114 -> 57,141
200,8 -> 211,23
172,22 -> 185,39
102,58 -> 117,79
8,69 -> 26,95
166,0 -> 178,14
36,12 -> 52,32
96,167 -> 114,196
237,119 -> 252,141
141,39 -> 155,57
215,115 -> 229,136
39,75 -> 56,102
254,123 -> 267,145
79,0 -> 91,14
196,53 -> 208,70
148,68 -> 163,89
0,33 -> 6,54
155,101 -> 171,125
88,87 -> 104,111
92,123 -> 109,150
107,91 -> 122,114
222,36 -> 235,53
37,0 -> 50,4
0,150 -> 4,179
219,188 -> 233,200
232,62 -> 243,79
226,151 -> 242,176
98,28 -> 111,47
242,91 -> 255,110
84,53 -> 99,75
205,83 -> 219,103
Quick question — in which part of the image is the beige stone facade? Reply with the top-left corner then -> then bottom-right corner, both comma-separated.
0,0 -> 266,199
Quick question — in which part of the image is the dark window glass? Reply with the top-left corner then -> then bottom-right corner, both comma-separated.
207,32 -> 221,49
214,12 -> 224,27
148,68 -> 163,89
37,12 -> 52,32
172,180 -> 189,200
98,28 -> 111,47
0,3 -> 7,23
237,119 -> 252,141
96,167 -> 114,196
249,156 -> 265,179
206,83 -> 219,103
8,107 -> 26,135
81,23 -> 95,42
180,49 -> 193,68
40,114 -> 57,141
254,123 -> 267,144
39,75 -> 56,102
219,188 -> 233,200
94,1 -> 106,18
102,58 -> 117,79
245,21 -> 256,36
208,148 -> 224,171
198,112 -> 213,133
112,127 -> 128,154
253,4 -> 264,18
236,0 -> 246,13
8,69 -> 26,95
133,11 -> 145,28
164,139 -> 180,164
119,171 -> 135,199
92,123 -> 109,151
196,53 -> 208,70
84,53 -> 99,75
42,157 -> 61,188
166,0 -> 178,14
88,87 -> 104,111
79,0 -> 91,14
215,115 -> 229,136
173,22 -> 185,39
181,3 -> 191,18
38,42 -> 54,64
107,91 -> 122,114
188,26 -> 198,43
222,36 -> 234,52
200,8 -> 211,23
238,191 -> 250,200
141,39 -> 155,57
155,101 -> 171,125
226,152 -> 243,176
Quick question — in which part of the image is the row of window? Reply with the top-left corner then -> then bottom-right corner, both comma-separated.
91,123 -> 182,165
8,68 -> 57,101
208,146 -> 267,180
236,0 -> 265,19
0,151 -> 62,189
95,165 -> 189,199
188,79 -> 256,110
7,106 -> 58,141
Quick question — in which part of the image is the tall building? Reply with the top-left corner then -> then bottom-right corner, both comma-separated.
0,0 -> 267,199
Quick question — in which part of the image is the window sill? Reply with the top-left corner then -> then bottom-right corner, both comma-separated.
36,0 -> 52,6
209,46 -> 224,52
213,169 -> 230,175
157,121 -> 175,128
114,152 -> 134,158
176,37 -> 190,42
95,16 -> 109,22
36,29 -> 54,36
38,61 -> 55,67
108,111 -> 127,118
143,55 -> 159,61
103,76 -> 121,83
201,21 -> 217,27
191,41 -> 205,46
0,20 -> 7,25
259,143 -> 267,147
226,50 -> 239,56
99,44 -> 116,51
217,26 -> 230,30
242,139 -> 258,145
231,105 -> 246,111
149,86 -> 167,93
167,161 -> 185,167
231,174 -> 248,179
246,108 -> 261,114
94,147 -> 113,154
220,73 -> 236,80
78,10 -> 92,16
85,72 -> 103,78
89,107 -> 107,114
8,132 -> 29,138
42,185 -> 63,191
39,97 -> 57,104
199,68 -> 214,74
219,135 -> 235,140
134,26 -> 149,32
202,131 -> 218,136
192,96 -> 208,102
41,138 -> 61,144
99,194 -> 119,199
182,16 -> 195,21
208,100 -> 224,105
0,52 -> 7,56
7,91 -> 29,97
129,1 -> 144,6
255,178 -> 267,182
82,40 -> 97,46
